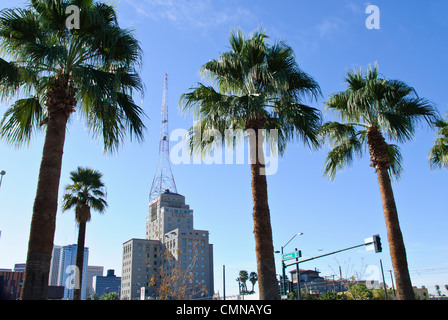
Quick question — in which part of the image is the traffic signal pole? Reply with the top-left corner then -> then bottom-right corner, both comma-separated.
283,236 -> 381,269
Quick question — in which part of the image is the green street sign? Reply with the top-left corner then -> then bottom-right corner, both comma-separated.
282,250 -> 302,261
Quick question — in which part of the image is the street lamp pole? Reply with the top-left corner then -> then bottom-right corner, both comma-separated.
0,170 -> 5,190
295,247 -> 301,300
279,232 -> 303,297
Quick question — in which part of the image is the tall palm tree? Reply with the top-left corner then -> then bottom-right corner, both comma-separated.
320,64 -> 437,300
429,113 -> 448,170
61,166 -> 107,300
180,28 -> 321,299
0,0 -> 145,299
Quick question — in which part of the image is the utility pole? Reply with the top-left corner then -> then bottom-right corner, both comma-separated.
223,265 -> 226,300
389,270 -> 396,297
380,259 -> 388,300
339,266 -> 343,292
295,248 -> 301,300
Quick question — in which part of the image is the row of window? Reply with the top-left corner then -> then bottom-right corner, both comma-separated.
163,208 -> 193,214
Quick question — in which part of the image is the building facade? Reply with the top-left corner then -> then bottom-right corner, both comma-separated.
87,266 -> 104,299
0,271 -> 23,300
121,191 -> 214,300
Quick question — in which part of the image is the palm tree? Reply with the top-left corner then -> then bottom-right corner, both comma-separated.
320,64 -> 437,300
237,270 -> 249,294
0,0 -> 145,299
429,113 -> 448,170
180,28 -> 321,299
249,271 -> 258,293
61,166 -> 107,300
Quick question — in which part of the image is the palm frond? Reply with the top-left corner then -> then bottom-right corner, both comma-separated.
320,121 -> 364,180
0,97 -> 45,146
429,114 -> 448,170
323,134 -> 363,181
386,143 -> 403,180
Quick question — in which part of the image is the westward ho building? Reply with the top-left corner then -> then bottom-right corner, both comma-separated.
121,191 -> 214,300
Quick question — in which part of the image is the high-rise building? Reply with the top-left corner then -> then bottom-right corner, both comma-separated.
121,191 -> 214,300
49,245 -> 62,286
120,74 -> 213,300
58,244 -> 89,300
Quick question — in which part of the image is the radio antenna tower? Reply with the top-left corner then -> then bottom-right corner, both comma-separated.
149,73 -> 177,200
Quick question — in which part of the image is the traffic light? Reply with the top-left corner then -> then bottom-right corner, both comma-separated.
373,234 -> 382,253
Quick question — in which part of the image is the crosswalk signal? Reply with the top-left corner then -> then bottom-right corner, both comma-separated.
373,234 -> 382,253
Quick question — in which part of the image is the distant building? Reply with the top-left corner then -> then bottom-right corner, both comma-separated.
49,245 -> 62,286
87,266 -> 104,299
58,244 -> 89,300
289,269 -> 346,294
289,268 -> 381,295
0,270 -> 24,300
414,286 -> 429,300
93,269 -> 121,298
13,264 -> 26,272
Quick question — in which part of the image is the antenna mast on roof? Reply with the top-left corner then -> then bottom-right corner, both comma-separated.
149,73 -> 177,200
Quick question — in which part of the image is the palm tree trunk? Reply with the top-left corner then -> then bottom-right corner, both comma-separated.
247,121 -> 279,300
21,74 -> 75,300
74,221 -> 86,300
368,127 -> 415,300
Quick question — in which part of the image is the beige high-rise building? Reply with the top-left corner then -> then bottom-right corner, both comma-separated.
121,191 -> 214,300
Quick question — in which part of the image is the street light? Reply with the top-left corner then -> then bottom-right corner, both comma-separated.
0,170 -> 5,189
276,232 -> 303,298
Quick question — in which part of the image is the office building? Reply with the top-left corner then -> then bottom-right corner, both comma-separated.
121,191 -> 214,300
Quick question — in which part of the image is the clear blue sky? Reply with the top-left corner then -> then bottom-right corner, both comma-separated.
1,0 -> 447,297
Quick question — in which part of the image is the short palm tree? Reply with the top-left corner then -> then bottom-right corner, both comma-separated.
180,28 -> 321,299
238,270 -> 249,294
0,0 -> 145,299
61,166 -> 107,300
429,113 -> 448,170
249,271 -> 258,293
320,64 -> 437,300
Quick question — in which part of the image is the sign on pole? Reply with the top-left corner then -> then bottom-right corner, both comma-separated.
365,236 -> 374,251
282,250 -> 302,261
